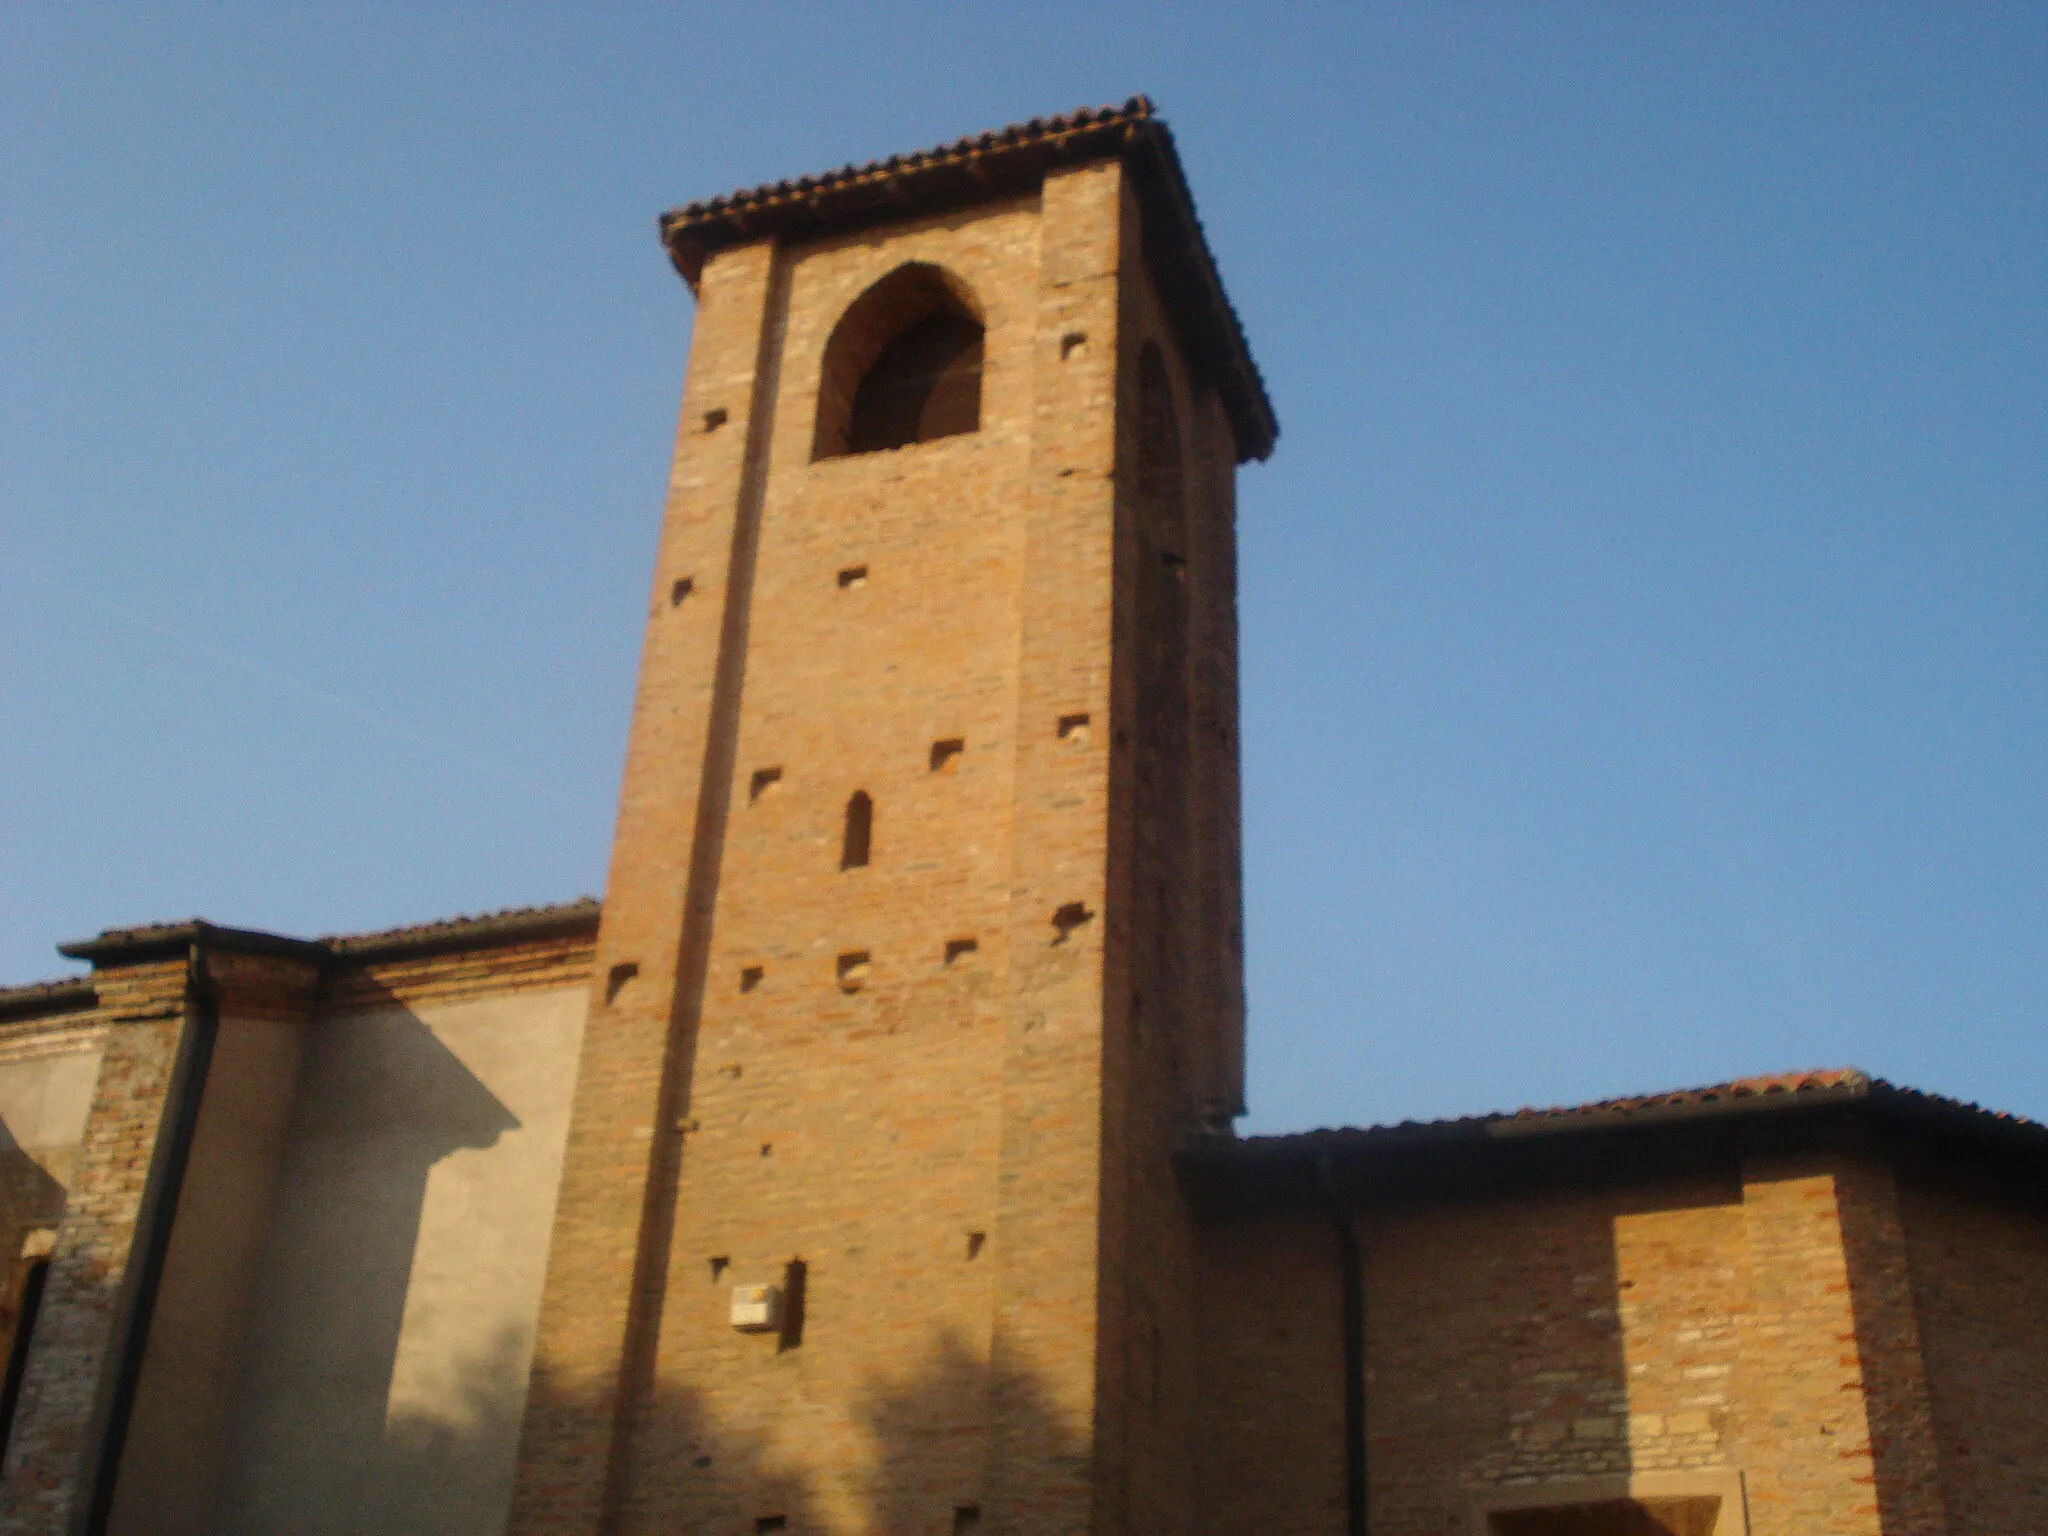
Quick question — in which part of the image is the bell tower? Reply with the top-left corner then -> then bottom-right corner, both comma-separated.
511,99 -> 1275,1536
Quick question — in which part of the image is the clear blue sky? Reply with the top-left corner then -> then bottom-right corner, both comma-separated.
6,5 -> 2044,1134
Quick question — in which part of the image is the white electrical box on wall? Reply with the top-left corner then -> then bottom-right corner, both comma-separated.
730,1283 -> 782,1332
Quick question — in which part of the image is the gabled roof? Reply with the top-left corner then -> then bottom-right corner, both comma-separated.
1185,1069 -> 2048,1210
657,97 -> 1279,464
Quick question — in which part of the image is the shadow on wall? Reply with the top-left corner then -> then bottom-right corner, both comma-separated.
1362,1181 -> 1641,1533
510,1329 -> 1081,1536
0,1116 -> 63,1450
381,1324 -> 538,1536
0,1117 -> 66,1263
213,996 -> 520,1536
851,1332 -> 1077,1536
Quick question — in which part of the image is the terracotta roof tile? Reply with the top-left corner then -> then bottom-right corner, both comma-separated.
665,101 -> 1150,227
1457,1067 -> 1867,1133
320,897 -> 600,959
1201,1068 -> 2048,1194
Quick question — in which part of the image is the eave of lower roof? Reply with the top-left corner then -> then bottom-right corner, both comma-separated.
0,976 -> 99,1025
1183,1069 -> 2048,1209
657,97 -> 1278,465
55,897 -> 601,971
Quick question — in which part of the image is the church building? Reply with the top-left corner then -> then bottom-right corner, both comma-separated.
1,99 -> 2042,1536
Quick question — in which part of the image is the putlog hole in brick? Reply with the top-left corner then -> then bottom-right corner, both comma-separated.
604,962 -> 638,1006
837,951 -> 871,992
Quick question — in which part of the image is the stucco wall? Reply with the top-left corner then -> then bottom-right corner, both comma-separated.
112,1012 -> 306,1536
211,983 -> 587,1536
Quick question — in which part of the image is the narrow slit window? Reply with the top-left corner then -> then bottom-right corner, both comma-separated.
841,791 -> 873,869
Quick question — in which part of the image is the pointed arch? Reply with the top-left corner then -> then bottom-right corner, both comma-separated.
813,263 -> 984,459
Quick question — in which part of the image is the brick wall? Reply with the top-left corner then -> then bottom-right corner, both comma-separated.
0,957 -> 195,1536
1896,1153 -> 2048,1533
1190,1138 -> 2016,1536
1095,181 -> 1242,1536
511,151 -> 1245,1535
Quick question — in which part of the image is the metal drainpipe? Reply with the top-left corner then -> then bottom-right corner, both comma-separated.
1317,1152 -> 1368,1536
76,943 -> 221,1536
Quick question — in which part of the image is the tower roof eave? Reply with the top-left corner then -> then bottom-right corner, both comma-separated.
657,97 -> 1279,464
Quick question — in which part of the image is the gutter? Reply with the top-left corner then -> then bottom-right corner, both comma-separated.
1317,1153 -> 1368,1536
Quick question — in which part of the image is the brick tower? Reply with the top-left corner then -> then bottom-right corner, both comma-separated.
510,100 -> 1275,1536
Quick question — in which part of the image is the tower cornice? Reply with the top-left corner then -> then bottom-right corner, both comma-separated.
658,97 -> 1279,463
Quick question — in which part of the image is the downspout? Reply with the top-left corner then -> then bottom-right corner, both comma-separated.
1317,1153 -> 1368,1536
75,943 -> 220,1536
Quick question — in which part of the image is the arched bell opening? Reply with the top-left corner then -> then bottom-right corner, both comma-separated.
813,263 -> 985,459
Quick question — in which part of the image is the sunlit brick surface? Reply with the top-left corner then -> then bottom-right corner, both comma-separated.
511,160 -> 1245,1536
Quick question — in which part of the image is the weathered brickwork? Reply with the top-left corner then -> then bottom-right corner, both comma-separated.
0,912 -> 598,1536
1097,188 -> 1242,1536
6,105 -> 2045,1536
1896,1156 -> 2048,1533
0,1009 -> 104,1390
1731,1154 -> 1948,1536
1191,1134 -> 2041,1536
0,957 -> 194,1535
513,139 -> 1243,1536
1195,1183 -> 1726,1535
